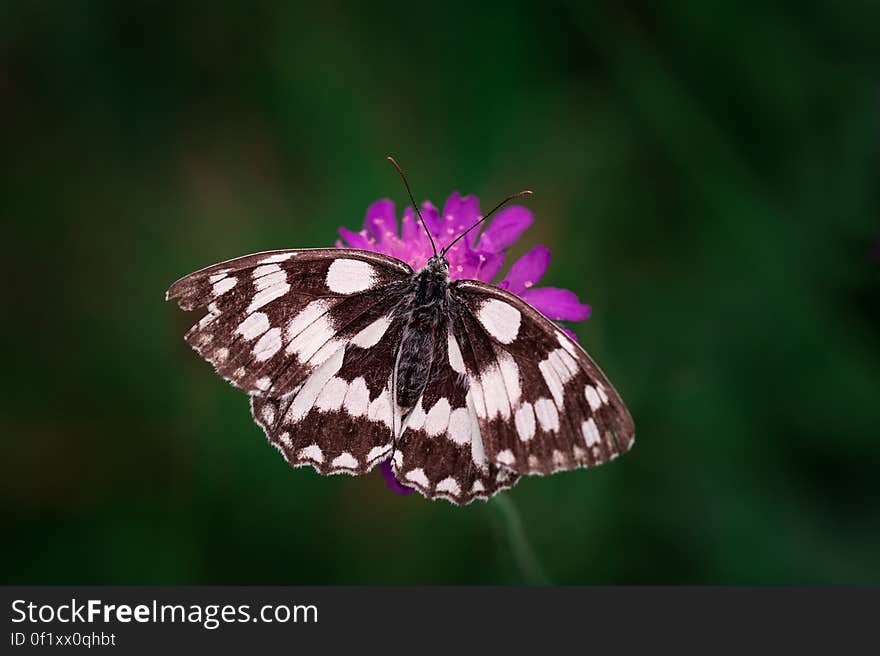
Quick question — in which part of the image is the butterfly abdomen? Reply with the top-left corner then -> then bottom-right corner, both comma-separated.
394,265 -> 450,412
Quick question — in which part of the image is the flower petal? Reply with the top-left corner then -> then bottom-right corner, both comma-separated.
522,287 -> 592,321
501,245 -> 550,295
477,205 -> 533,253
364,199 -> 397,244
338,227 -> 372,250
400,206 -> 420,243
442,192 -> 481,246
421,201 -> 442,246
380,459 -> 413,496
401,202 -> 442,249
450,249 -> 505,282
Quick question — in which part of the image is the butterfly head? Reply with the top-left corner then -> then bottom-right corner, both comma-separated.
425,255 -> 450,277
387,156 -> 533,267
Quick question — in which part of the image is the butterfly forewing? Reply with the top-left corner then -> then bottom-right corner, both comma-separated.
450,279 -> 635,476
165,248 -> 412,396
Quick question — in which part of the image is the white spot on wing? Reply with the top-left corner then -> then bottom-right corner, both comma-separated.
467,379 -> 487,420
539,348 -> 578,408
253,327 -> 282,361
467,399 -> 486,468
496,350 -> 521,407
552,348 -> 578,378
247,277 -> 290,313
260,252 -> 296,264
585,385 -> 603,411
405,398 -> 426,432
255,376 -> 271,391
285,347 -> 346,423
298,444 -> 324,463
326,258 -> 376,294
471,480 -> 485,493
514,402 -> 536,442
236,312 -> 270,340
425,398 -> 452,436
447,332 -> 465,374
309,338 -> 343,367
343,377 -> 370,417
534,397 -> 559,432
404,468 -> 430,488
436,477 -> 461,496
582,418 -> 601,447
261,404 -> 275,426
367,389 -> 393,429
351,315 -> 391,349
557,330 -> 578,356
209,273 -> 227,284
496,449 -> 516,466
252,264 -> 281,279
552,449 -> 567,470
367,445 -> 390,463
315,376 -> 348,412
477,298 -> 521,344
446,407 -> 471,445
331,452 -> 358,469
287,314 -> 335,362
286,300 -> 332,341
481,364 -> 511,420
254,270 -> 287,291
539,358 -> 565,408
212,276 -> 237,296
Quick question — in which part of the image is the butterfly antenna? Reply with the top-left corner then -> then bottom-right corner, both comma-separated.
441,189 -> 533,256
387,156 -> 438,258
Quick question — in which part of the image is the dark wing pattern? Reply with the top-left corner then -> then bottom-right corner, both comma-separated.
449,279 -> 635,477
390,328 -> 520,504
250,311 -> 405,475
165,248 -> 411,397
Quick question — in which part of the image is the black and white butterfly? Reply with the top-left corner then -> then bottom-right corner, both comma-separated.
166,160 -> 635,504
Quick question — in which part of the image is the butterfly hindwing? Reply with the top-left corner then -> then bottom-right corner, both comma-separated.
450,279 -> 635,476
391,328 -> 520,504
165,248 -> 412,396
250,310 -> 405,475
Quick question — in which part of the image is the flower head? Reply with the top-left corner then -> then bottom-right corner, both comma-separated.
337,192 -> 591,496
337,192 -> 591,322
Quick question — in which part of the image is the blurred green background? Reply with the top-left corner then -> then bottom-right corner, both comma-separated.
2,1 -> 879,585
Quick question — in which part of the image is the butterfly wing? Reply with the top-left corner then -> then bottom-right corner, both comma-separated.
390,328 -> 520,504
249,309 -> 405,475
449,279 -> 635,475
166,248 -> 412,397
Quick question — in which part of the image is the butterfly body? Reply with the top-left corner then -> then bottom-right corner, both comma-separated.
167,247 -> 635,504
395,256 -> 451,413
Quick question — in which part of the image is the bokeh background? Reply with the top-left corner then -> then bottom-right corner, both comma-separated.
3,1 -> 879,584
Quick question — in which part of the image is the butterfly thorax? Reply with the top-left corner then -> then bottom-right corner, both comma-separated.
394,257 -> 451,413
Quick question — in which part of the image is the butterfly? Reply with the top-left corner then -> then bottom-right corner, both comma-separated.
166,158 -> 635,504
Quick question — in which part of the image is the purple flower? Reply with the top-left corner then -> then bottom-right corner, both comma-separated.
380,460 -> 413,496
337,192 -> 592,495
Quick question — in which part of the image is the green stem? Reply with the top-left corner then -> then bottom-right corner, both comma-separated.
490,494 -> 551,585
